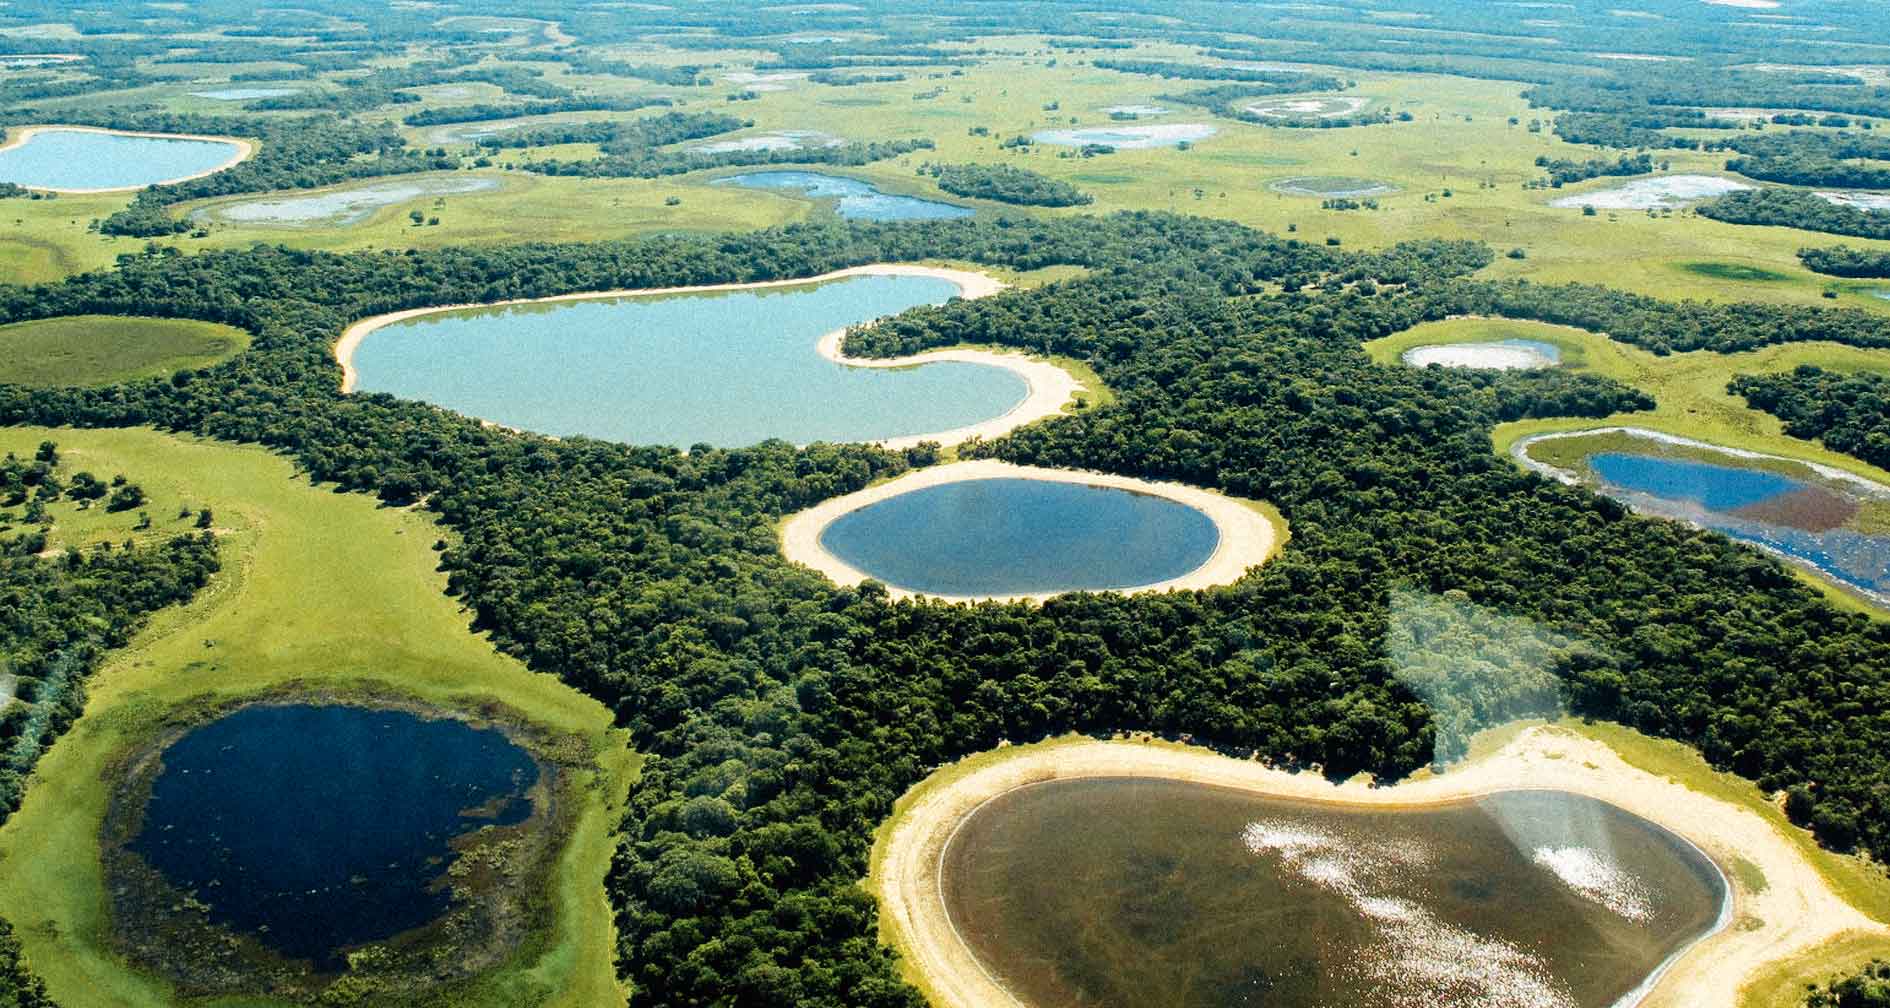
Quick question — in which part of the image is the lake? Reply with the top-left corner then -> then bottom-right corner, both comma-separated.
1548,175 -> 1751,211
817,478 -> 1220,597
127,704 -> 539,966
201,174 -> 500,227
0,127 -> 244,191
1271,175 -> 1400,198
1031,123 -> 1216,149
189,87 -> 298,101
1522,433 -> 1890,604
350,274 -> 1027,447
711,170 -> 972,220
943,779 -> 1726,1008
1402,339 -> 1561,370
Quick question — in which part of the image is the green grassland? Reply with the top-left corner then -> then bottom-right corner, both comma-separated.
0,315 -> 249,387
0,427 -> 634,1008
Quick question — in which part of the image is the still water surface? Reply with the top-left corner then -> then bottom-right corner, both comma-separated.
0,128 -> 242,190
818,478 -> 1220,596
130,705 -> 538,965
352,274 -> 1026,446
943,779 -> 1726,1008
712,170 -> 973,220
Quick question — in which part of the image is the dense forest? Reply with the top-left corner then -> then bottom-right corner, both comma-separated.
1698,189 -> 1890,242
1800,246 -> 1890,279
0,214 -> 1888,1005
1731,366 -> 1890,472
1807,960 -> 1890,1008
920,163 -> 1092,206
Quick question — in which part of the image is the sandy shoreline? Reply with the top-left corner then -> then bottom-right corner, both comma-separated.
778,459 -> 1281,603
872,729 -> 1887,1008
0,125 -> 255,194
336,263 -> 1083,449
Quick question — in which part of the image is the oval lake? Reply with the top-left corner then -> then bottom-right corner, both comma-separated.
1402,338 -> 1562,370
817,478 -> 1220,597
350,274 -> 1027,447
711,171 -> 973,220
127,704 -> 539,966
0,128 -> 244,191
943,778 -> 1726,1008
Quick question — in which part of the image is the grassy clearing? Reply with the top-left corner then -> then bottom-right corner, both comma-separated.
0,315 -> 249,387
0,426 -> 634,1008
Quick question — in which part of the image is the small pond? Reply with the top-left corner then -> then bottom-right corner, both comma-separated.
1245,95 -> 1370,119
1031,123 -> 1216,149
711,170 -> 972,220
817,478 -> 1220,597
943,779 -> 1727,1008
0,127 -> 244,191
200,174 -> 500,227
127,704 -> 539,966
692,130 -> 840,154
1402,339 -> 1562,370
189,87 -> 298,101
351,273 -> 1025,447
1819,191 -> 1890,212
1548,175 -> 1751,211
1521,431 -> 1890,604
1271,175 -> 1400,198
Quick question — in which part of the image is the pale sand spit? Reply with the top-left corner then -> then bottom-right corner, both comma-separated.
0,124 -> 255,194
872,729 -> 1887,1008
778,459 -> 1281,603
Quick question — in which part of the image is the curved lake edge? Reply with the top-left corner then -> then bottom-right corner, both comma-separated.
1513,426 -> 1890,607
779,459 -> 1283,603
872,729 -> 1880,1008
335,264 -> 1082,449
0,124 -> 255,193
97,684 -> 584,995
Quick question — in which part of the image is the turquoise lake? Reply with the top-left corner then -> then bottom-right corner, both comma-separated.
818,478 -> 1220,596
0,128 -> 242,190
711,171 -> 973,220
351,275 -> 1027,447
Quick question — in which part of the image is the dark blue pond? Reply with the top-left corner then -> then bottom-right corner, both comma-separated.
130,704 -> 538,966
711,170 -> 973,221
818,478 -> 1220,597
1589,453 -> 1800,511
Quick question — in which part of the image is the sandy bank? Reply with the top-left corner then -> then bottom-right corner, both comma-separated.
334,263 -> 1013,395
873,729 -> 1887,1008
814,328 -> 1081,450
0,125 -> 255,194
778,459 -> 1281,603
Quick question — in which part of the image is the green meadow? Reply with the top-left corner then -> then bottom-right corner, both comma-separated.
0,427 -> 634,1008
0,315 -> 249,387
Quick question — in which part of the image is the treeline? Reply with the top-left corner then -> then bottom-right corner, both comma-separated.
921,163 -> 1091,206
1552,111 -> 1720,151
1536,152 -> 1655,187
1697,188 -> 1890,242
0,445 -> 222,825
1094,59 -> 1343,90
1806,959 -> 1890,1008
403,96 -> 670,128
0,920 -> 53,1008
809,70 -> 906,86
505,111 -> 933,179
1717,130 -> 1890,189
98,117 -> 456,237
1731,366 -> 1890,472
563,57 -> 707,87
1799,246 -> 1890,278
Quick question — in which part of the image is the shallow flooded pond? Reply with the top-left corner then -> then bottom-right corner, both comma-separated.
817,478 -> 1219,597
200,174 -> 500,227
1030,123 -> 1216,149
126,704 -> 539,965
350,273 -> 1025,446
1270,175 -> 1399,198
1402,339 -> 1561,370
711,170 -> 972,220
0,127 -> 244,190
1520,430 -> 1890,604
1547,175 -> 1751,211
943,779 -> 1726,1008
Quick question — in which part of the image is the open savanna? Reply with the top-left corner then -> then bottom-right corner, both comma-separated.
0,426 -> 635,1008
0,315 -> 248,387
